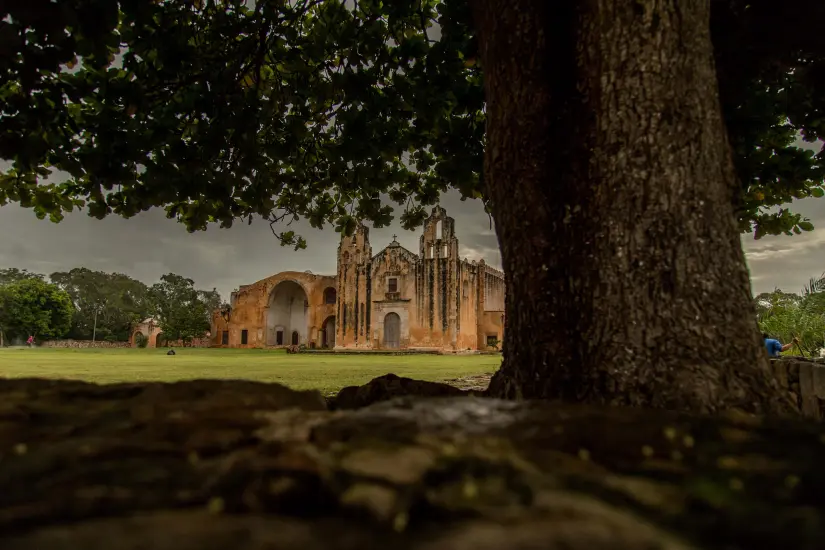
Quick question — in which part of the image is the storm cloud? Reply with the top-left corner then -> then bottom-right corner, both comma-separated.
0,190 -> 500,298
1,153 -> 823,299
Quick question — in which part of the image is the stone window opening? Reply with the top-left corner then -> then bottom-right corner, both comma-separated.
486,334 -> 499,347
388,277 -> 398,293
442,244 -> 448,257
428,244 -> 434,258
291,331 -> 300,345
436,220 -> 443,240
241,329 -> 248,345
324,287 -> 337,304
221,331 -> 229,345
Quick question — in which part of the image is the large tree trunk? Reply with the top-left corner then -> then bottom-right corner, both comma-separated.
472,0 -> 791,414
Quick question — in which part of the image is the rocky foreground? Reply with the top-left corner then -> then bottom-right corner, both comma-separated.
1,374 -> 825,549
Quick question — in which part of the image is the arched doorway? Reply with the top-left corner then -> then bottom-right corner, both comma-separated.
133,331 -> 144,347
267,281 -> 308,346
155,333 -> 167,348
383,312 -> 400,349
291,330 -> 300,345
321,316 -> 336,348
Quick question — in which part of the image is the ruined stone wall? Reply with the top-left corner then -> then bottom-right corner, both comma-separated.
130,320 -> 212,349
455,260 -> 480,350
40,339 -> 131,349
481,265 -> 506,312
771,357 -> 825,419
210,271 -> 336,349
478,311 -> 506,350
472,261 -> 506,350
130,320 -> 164,348
210,312 -> 229,347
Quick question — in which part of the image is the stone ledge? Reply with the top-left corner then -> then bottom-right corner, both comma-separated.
770,357 -> 825,420
2,376 -> 825,548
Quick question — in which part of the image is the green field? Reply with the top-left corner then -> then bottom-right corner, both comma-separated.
0,348 -> 501,394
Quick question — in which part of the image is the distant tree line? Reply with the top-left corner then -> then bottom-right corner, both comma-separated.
0,267 -> 225,346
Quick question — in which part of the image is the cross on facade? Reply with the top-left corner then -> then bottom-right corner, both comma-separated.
392,234 -> 397,241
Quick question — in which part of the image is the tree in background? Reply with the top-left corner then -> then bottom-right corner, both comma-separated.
198,288 -> 227,318
754,289 -> 803,323
2,0 -> 824,413
0,268 -> 44,285
0,278 -> 73,343
147,273 -> 216,345
50,268 -> 150,341
757,275 -> 825,357
0,268 -> 46,344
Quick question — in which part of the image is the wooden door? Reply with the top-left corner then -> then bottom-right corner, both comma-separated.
383,312 -> 400,349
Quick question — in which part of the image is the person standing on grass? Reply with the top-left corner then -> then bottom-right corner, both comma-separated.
26,335 -> 34,348
763,333 -> 796,357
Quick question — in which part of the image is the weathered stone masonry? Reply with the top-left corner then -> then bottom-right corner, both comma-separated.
211,207 -> 505,351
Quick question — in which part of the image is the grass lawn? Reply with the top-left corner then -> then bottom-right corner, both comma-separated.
0,348 -> 501,394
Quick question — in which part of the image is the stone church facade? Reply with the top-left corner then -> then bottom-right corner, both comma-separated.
210,207 -> 506,351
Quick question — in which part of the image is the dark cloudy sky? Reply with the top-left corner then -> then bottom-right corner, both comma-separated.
1,136 -> 823,298
0,189 -> 501,298
0,185 -> 821,299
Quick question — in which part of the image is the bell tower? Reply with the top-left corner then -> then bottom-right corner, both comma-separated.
336,222 -> 372,347
417,207 -> 459,345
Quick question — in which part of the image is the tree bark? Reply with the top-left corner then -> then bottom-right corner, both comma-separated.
472,0 -> 791,414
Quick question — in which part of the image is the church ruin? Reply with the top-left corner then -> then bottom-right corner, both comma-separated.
210,207 -> 506,351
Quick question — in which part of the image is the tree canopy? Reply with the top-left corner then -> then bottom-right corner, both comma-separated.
0,268 -> 45,285
2,0 -> 821,244
147,273 -> 217,343
50,267 -> 150,341
0,278 -> 73,340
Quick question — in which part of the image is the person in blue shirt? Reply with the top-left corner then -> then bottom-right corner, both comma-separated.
763,333 -> 796,357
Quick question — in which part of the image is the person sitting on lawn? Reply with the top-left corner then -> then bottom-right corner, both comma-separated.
763,333 -> 796,357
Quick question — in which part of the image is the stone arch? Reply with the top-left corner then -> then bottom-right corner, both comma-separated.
323,287 -> 337,304
132,331 -> 144,347
291,330 -> 300,345
267,280 -> 309,346
383,312 -> 401,349
155,332 -> 167,348
321,315 -> 336,348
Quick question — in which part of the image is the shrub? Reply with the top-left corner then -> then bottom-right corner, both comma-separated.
135,333 -> 148,348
